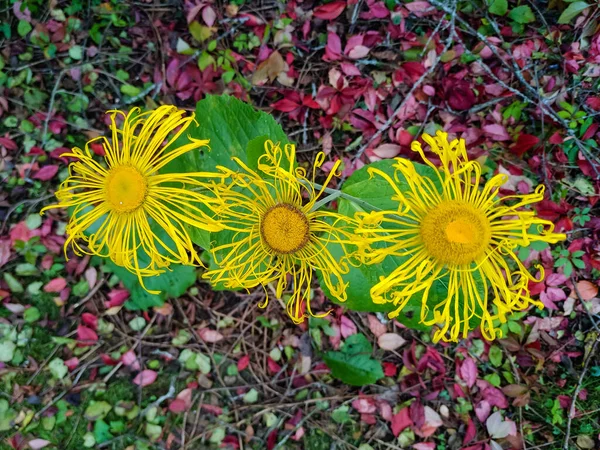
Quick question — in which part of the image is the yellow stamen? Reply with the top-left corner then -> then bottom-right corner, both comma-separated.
105,165 -> 147,213
260,204 -> 310,254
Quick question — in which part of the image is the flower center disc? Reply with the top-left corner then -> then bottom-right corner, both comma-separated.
260,204 -> 310,254
105,165 -> 147,213
420,200 -> 491,265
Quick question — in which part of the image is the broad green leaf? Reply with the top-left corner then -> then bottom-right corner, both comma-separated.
105,260 -> 197,310
488,0 -> 508,15
508,5 -> 535,24
162,94 -> 288,174
558,2 -> 589,24
323,333 -> 384,386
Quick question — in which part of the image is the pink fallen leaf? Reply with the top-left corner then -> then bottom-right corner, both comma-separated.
482,124 -> 511,141
313,1 -> 346,20
574,281 -> 598,300
133,370 -> 158,387
4,303 -> 25,314
340,316 -> 357,338
417,406 -> 443,438
413,444 -> 435,450
475,400 -> 491,422
198,328 -> 224,343
106,289 -> 129,308
202,5 -> 216,26
122,350 -> 140,371
367,314 -> 387,337
64,357 -> 79,371
43,277 -> 67,293
377,333 -> 406,351
372,144 -> 401,159
347,45 -> 370,59
352,397 -> 377,414
33,165 -> 59,181
459,357 -> 478,389
28,439 -> 52,449
486,411 -> 517,439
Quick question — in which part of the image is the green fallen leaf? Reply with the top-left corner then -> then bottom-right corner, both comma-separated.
558,1 -> 590,24
488,0 -> 507,15
323,333 -> 384,386
508,5 -> 535,24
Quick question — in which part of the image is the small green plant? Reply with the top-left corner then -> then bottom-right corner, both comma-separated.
554,248 -> 585,277
572,207 -> 591,226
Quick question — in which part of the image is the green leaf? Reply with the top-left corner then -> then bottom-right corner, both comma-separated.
317,159 -> 439,329
558,2 -> 590,24
489,345 -> 503,367
120,84 -> 141,97
23,307 -> 41,323
0,341 -> 16,363
93,419 -> 114,444
105,260 -> 197,310
68,45 -> 83,60
84,401 -> 112,421
17,20 -> 32,37
508,5 -> 535,23
162,94 -> 288,174
323,333 -> 384,386
49,357 -> 68,379
488,0 -> 508,15
331,405 -> 353,424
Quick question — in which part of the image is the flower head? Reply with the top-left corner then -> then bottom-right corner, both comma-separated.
42,106 -> 223,292
355,131 -> 566,342
203,140 -> 357,322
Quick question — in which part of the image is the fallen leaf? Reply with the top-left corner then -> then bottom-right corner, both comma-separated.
486,411 -> 517,439
133,370 -> 158,387
28,439 -> 52,449
459,357 -> 478,389
313,1 -> 346,20
377,333 -> 406,351
251,51 -> 286,85
43,277 -> 67,293
198,328 -> 224,343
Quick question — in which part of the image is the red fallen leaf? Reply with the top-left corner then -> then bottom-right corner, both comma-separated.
582,122 -> 599,140
360,413 -> 376,425
383,362 -> 397,377
76,325 -> 98,346
585,96 -> 600,111
100,354 -> 120,365
198,328 -> 224,343
463,417 -> 476,444
267,429 -> 278,450
0,137 -> 18,150
121,350 -> 140,371
459,357 -> 478,389
43,277 -> 67,293
267,357 -> 282,374
271,98 -> 300,112
548,131 -> 563,145
510,133 -> 540,157
81,312 -> 98,330
133,370 -> 158,387
237,355 -> 250,371
201,404 -> 223,415
443,78 -> 476,111
33,165 -> 59,181
391,407 -> 413,436
313,1 -> 346,20
169,388 -> 193,413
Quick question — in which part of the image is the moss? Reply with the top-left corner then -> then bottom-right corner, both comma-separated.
102,378 -> 136,402
26,327 -> 56,362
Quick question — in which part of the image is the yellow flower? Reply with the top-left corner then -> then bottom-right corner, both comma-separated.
355,131 -> 566,342
203,140 -> 357,323
42,106 -> 224,292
